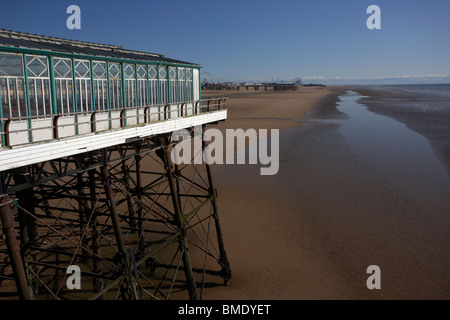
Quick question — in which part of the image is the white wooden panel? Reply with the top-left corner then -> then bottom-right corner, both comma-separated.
58,116 -> 76,138
149,106 -> 159,122
31,119 -> 53,142
110,111 -> 121,129
170,104 -> 180,119
186,103 -> 193,116
9,121 -> 28,146
127,109 -> 138,126
96,113 -> 109,132
193,69 -> 200,101
139,109 -> 145,123
78,115 -> 91,135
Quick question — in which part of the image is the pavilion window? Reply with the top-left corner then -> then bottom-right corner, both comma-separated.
148,65 -> 158,105
178,68 -> 186,102
169,67 -> 177,103
74,59 -> 92,113
109,62 -> 122,110
186,68 -> 193,102
136,64 -> 147,106
0,52 -> 26,118
25,55 -> 52,117
53,57 -> 74,115
124,63 -> 136,108
159,66 -> 167,104
92,61 -> 107,111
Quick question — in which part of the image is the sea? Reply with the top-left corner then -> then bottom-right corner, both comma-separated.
385,83 -> 450,97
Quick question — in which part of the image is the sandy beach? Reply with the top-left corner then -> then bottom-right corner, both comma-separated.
200,87 -> 450,299
2,86 -> 449,301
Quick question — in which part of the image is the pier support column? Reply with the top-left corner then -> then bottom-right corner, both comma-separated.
159,136 -> 199,300
88,169 -> 104,299
0,180 -> 34,300
134,144 -> 144,249
12,169 -> 38,296
118,147 -> 137,229
76,172 -> 90,261
100,164 -> 139,300
16,188 -> 38,296
91,219 -> 104,299
202,126 -> 232,284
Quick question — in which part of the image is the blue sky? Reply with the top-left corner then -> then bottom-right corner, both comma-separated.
1,0 -> 449,84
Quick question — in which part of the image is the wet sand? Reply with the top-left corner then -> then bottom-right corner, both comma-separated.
353,86 -> 450,179
201,87 -> 450,299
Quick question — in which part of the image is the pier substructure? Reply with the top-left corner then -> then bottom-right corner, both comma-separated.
0,129 -> 231,300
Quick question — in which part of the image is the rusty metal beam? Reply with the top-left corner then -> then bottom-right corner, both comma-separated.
0,181 -> 34,299
159,136 -> 198,300
100,163 -> 138,300
1,128 -> 231,300
202,125 -> 232,284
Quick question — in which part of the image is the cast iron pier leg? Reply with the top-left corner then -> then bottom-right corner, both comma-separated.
134,145 -> 144,249
76,172 -> 89,261
0,181 -> 34,300
14,170 -> 38,295
100,164 -> 138,300
202,125 -> 232,284
160,137 -> 199,300
120,156 -> 137,229
88,169 -> 104,299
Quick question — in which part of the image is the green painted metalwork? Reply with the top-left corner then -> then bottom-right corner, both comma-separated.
121,62 -> 127,126
167,68 -> 171,105
89,60 -> 95,111
135,63 -> 139,124
134,64 -> 139,106
71,58 -> 79,135
146,64 -> 150,122
0,75 -> 3,146
48,56 -> 57,115
89,60 -> 97,132
185,67 -> 188,102
0,44 -> 204,145
167,66 -> 171,119
176,67 -> 180,117
106,61 -> 112,129
0,82 -> 2,119
157,64 -> 161,120
22,55 -> 33,142
0,45 -> 198,69
198,69 -> 202,103
191,68 -> 194,107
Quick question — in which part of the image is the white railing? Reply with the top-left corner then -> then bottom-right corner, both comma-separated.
0,98 -> 227,148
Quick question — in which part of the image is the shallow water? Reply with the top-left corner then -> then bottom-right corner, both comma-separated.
336,91 -> 450,211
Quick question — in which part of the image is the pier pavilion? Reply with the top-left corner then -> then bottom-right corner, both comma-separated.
0,30 -> 230,300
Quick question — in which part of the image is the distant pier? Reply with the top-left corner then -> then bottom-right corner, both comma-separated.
202,83 -> 302,91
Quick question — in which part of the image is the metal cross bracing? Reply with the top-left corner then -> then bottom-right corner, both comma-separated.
0,126 -> 231,300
